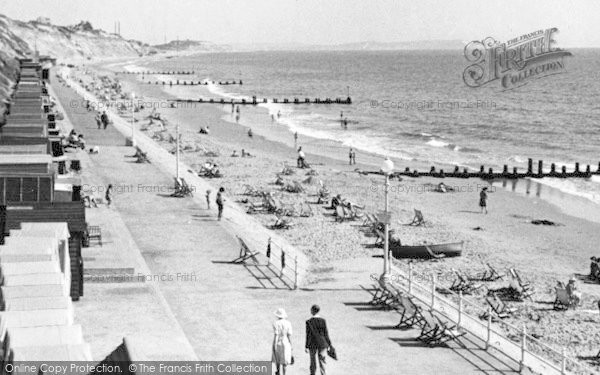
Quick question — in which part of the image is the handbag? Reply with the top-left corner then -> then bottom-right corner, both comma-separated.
327,346 -> 338,360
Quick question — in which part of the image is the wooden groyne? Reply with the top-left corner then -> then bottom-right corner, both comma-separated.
116,71 -> 195,75
169,96 -> 352,106
147,79 -> 242,86
366,159 -> 598,179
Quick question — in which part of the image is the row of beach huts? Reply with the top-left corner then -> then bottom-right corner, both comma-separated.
0,59 -> 136,372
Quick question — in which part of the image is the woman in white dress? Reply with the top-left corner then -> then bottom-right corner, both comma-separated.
272,308 -> 293,375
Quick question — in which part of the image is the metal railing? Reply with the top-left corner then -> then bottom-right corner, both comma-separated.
389,262 -> 599,375
240,235 -> 307,290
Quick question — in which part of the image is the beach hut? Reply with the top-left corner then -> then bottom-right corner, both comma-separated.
8,325 -> 84,348
0,155 -> 55,205
0,202 -> 87,300
0,309 -> 74,328
2,296 -> 73,312
10,343 -> 93,361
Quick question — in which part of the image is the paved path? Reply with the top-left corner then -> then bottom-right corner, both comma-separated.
52,74 -> 524,374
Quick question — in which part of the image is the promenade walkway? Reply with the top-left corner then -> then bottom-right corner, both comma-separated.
52,72 -> 525,374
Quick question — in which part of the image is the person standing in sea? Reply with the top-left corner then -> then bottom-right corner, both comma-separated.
479,186 -> 488,214
216,187 -> 225,221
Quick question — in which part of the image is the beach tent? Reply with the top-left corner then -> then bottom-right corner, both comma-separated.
8,325 -> 84,348
2,296 -> 72,312
11,343 -> 92,361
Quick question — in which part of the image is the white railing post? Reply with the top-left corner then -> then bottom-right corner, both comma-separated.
408,263 -> 413,294
561,347 -> 567,374
430,273 -> 436,308
294,256 -> 298,290
458,291 -> 463,328
486,308 -> 492,350
520,324 -> 527,373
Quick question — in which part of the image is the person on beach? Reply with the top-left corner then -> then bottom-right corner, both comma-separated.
348,148 -> 356,165
248,128 -> 253,138
590,257 -> 600,281
236,114 -> 240,123
340,111 -> 343,126
297,147 -> 306,168
567,277 -> 582,306
277,110 -> 281,119
216,187 -> 225,221
479,187 -> 488,214
231,103 -> 235,113
96,113 -> 102,129
343,118 -> 348,130
272,308 -> 293,375
231,150 -> 239,157
271,114 -> 275,123
105,184 -> 113,207
305,305 -> 332,375
205,189 -> 211,209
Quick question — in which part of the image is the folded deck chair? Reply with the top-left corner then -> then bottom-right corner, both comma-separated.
231,236 -> 259,264
408,209 -> 426,226
553,287 -> 574,310
450,269 -> 484,294
484,293 -> 516,319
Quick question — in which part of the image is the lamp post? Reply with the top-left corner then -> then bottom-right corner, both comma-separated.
380,158 -> 394,281
175,122 -> 180,179
130,92 -> 135,146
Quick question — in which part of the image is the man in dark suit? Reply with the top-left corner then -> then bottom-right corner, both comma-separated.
305,305 -> 331,375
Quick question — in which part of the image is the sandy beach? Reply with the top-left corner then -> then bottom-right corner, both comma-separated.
62,57 -> 600,364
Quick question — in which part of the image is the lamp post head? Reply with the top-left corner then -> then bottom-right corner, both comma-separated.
381,158 -> 394,175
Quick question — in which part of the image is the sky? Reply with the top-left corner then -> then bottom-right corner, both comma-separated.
0,0 -> 599,47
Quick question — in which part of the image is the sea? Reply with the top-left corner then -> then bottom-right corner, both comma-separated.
139,49 -> 600,211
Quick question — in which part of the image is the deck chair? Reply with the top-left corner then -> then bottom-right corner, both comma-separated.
180,178 -> 194,197
171,178 -> 184,197
243,185 -> 261,196
335,205 -> 347,222
346,204 -> 364,220
408,209 -> 426,226
231,236 -> 259,264
485,293 -> 516,318
479,263 -> 505,281
298,203 -> 313,217
418,310 -> 466,346
553,287 -> 574,310
450,269 -> 484,294
395,295 -> 425,329
271,217 -> 294,230
362,213 -> 377,228
85,225 -> 102,247
509,269 -> 534,300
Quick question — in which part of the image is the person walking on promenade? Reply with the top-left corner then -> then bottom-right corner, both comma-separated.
305,305 -> 332,375
272,308 -> 293,375
105,184 -> 113,207
101,111 -> 109,130
95,113 -> 102,129
479,186 -> 488,214
216,187 -> 225,220
205,189 -> 211,209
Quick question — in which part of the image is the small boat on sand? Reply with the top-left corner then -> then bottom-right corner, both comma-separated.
391,241 -> 464,259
